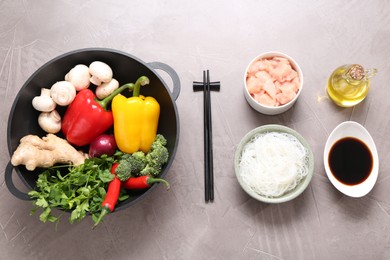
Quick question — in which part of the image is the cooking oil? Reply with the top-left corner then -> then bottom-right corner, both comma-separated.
327,64 -> 377,107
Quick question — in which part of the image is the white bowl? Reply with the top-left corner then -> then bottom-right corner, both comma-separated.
234,124 -> 314,203
243,51 -> 303,115
323,121 -> 379,197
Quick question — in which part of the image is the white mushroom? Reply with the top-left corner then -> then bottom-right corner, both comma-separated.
95,78 -> 119,99
89,61 -> 113,85
65,64 -> 91,91
50,81 -> 76,106
32,88 -> 56,112
38,110 -> 62,134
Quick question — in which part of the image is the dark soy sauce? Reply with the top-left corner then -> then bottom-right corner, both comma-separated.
328,137 -> 373,185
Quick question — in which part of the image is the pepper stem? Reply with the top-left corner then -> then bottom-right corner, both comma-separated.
92,207 -> 110,229
96,83 -> 134,110
132,76 -> 150,97
147,177 -> 170,190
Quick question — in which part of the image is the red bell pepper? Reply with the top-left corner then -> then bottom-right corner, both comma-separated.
62,83 -> 134,147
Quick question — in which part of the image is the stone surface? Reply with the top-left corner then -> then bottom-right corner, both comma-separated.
1,1 -> 390,259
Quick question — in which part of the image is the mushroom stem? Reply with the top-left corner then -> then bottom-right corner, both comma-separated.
32,88 -> 56,112
38,110 -> 62,134
96,78 -> 119,99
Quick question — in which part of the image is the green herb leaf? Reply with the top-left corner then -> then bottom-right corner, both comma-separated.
119,189 -> 130,201
36,197 -> 48,208
29,157 -> 116,225
39,207 -> 53,223
99,169 -> 114,183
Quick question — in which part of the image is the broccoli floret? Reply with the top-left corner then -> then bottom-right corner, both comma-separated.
116,135 -> 169,179
152,134 -> 167,147
140,136 -> 169,177
140,163 -> 162,177
147,145 -> 169,166
131,151 -> 147,172
115,151 -> 146,181
115,159 -> 133,181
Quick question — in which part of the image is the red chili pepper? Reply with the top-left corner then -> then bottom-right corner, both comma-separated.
62,83 -> 134,147
121,175 -> 170,190
93,163 -> 121,229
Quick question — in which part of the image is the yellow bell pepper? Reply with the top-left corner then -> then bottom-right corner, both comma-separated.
112,76 -> 160,154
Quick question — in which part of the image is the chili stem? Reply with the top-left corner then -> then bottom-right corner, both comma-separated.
147,177 -> 170,190
92,207 -> 110,229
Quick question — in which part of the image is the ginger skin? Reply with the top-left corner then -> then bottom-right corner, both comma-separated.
11,134 -> 87,171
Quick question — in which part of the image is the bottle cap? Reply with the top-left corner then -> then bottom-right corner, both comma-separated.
347,64 -> 365,80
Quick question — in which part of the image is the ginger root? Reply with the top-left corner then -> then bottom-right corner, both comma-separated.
11,134 -> 87,171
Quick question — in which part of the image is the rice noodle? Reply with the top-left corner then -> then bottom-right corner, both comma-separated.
238,132 -> 308,198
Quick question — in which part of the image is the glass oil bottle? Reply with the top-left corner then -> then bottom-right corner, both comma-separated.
327,64 -> 377,107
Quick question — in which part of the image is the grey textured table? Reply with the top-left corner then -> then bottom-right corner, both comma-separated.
1,1 -> 390,259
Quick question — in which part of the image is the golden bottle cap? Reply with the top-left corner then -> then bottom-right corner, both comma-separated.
347,64 -> 365,80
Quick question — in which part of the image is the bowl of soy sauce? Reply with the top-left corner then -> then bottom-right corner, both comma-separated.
323,121 -> 379,197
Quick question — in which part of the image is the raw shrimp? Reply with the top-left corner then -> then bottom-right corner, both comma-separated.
246,56 -> 300,107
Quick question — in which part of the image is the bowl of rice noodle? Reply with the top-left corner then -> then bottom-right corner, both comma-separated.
234,124 -> 314,203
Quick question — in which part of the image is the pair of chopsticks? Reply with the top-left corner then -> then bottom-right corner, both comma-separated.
193,70 -> 220,202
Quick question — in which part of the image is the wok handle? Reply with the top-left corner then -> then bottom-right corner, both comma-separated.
148,62 -> 181,101
4,161 -> 31,201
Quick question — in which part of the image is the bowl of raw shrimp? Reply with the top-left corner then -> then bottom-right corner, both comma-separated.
243,51 -> 303,115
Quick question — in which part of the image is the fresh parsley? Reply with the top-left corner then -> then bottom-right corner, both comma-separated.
28,154 -> 128,225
